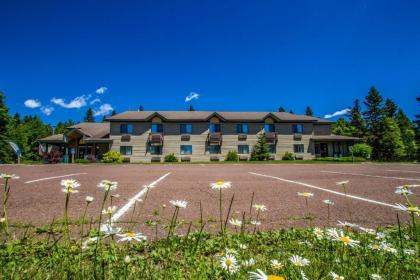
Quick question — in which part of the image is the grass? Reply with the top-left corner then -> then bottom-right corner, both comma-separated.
0,175 -> 419,279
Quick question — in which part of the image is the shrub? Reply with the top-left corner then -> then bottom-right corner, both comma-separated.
282,151 -> 294,160
351,143 -> 372,159
164,153 -> 178,162
102,151 -> 123,163
44,150 -> 62,164
75,159 -> 90,164
225,150 -> 238,161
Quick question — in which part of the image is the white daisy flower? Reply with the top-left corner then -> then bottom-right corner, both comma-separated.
323,199 -> 334,205
229,218 -> 242,227
394,203 -> 420,216
210,181 -> 232,190
250,220 -> 261,226
60,179 -> 80,193
330,272 -> 345,280
97,180 -> 118,191
368,243 -> 381,251
249,269 -> 285,280
289,255 -> 310,267
313,227 -> 324,239
85,196 -> 94,202
395,187 -> 413,195
238,243 -> 247,249
336,180 -> 349,185
253,204 -> 267,212
170,200 -> 187,208
371,274 -> 382,280
380,243 -> 398,254
102,206 -> 117,215
270,259 -> 283,269
0,173 -> 19,180
375,232 -> 386,240
241,258 -> 255,267
0,217 -> 5,223
337,220 -> 358,228
117,232 -> 147,242
220,253 -> 238,273
297,192 -> 314,198
62,187 -> 79,194
124,255 -> 131,264
359,227 -> 376,234
100,224 -> 121,235
403,249 -> 416,256
327,228 -> 360,247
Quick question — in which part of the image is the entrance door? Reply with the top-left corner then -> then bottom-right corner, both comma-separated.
320,143 -> 329,157
78,145 -> 93,159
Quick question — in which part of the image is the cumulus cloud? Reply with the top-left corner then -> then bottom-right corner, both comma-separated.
90,98 -> 101,105
185,92 -> 200,102
94,103 -> 114,116
96,86 -> 108,94
51,95 -> 89,109
24,99 -> 42,108
40,106 -> 54,116
324,108 -> 351,119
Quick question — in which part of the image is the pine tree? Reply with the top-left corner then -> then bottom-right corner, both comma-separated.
289,109 -> 294,114
332,118 -> 355,136
188,105 -> 195,111
278,106 -> 285,112
250,132 -> 269,161
111,110 -> 117,116
84,108 -> 95,122
305,106 -> 313,116
139,105 -> 144,111
349,99 -> 366,138
395,109 -> 417,160
384,98 -> 398,118
0,91 -> 12,162
377,117 -> 405,160
363,87 -> 385,159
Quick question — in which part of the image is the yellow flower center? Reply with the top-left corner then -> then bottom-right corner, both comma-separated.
225,259 -> 232,266
340,236 -> 350,245
216,181 -> 225,185
372,244 -> 379,249
126,232 -> 136,238
303,192 -> 309,197
268,276 -> 285,280
295,261 -> 302,266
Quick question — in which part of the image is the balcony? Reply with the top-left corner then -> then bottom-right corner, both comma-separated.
264,132 -> 277,143
207,132 -> 222,145
148,133 -> 164,146
293,133 -> 302,140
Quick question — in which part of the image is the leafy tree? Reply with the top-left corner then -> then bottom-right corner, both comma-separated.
0,91 -> 12,162
384,98 -> 398,118
188,105 -> 195,111
278,106 -> 286,112
84,108 -> 95,122
414,96 -> 420,155
305,106 -> 314,116
348,99 -> 366,138
332,118 -> 355,136
395,109 -> 417,159
377,117 -> 405,160
363,87 -> 385,159
250,132 -> 269,161
351,143 -> 372,159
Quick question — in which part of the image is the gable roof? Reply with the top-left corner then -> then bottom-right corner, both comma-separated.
107,111 -> 333,123
67,122 -> 110,139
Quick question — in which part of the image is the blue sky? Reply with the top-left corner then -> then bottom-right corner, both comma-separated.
1,0 -> 419,124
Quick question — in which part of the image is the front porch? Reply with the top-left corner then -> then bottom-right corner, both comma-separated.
311,135 -> 360,158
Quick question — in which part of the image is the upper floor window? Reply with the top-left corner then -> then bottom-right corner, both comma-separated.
264,124 -> 275,133
238,145 -> 249,154
180,145 -> 192,155
120,146 -> 133,156
209,123 -> 221,133
292,124 -> 303,134
120,124 -> 133,134
180,124 -> 192,134
236,123 -> 249,134
151,123 -> 163,133
294,144 -> 304,153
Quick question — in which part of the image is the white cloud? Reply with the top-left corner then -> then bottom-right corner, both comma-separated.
96,86 -> 108,94
94,103 -> 114,116
324,108 -> 351,119
40,106 -> 54,116
24,99 -> 42,108
51,95 -> 90,109
185,92 -> 200,102
90,98 -> 101,105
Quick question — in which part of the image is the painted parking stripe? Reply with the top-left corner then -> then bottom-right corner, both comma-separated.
109,172 -> 171,223
320,170 -> 420,182
386,169 -> 420,174
24,173 -> 88,184
249,172 -> 398,209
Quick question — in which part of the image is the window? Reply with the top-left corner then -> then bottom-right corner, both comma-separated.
120,146 -> 133,155
236,123 -> 249,134
151,123 -> 163,133
180,145 -> 192,155
149,146 -> 162,155
208,145 -> 220,154
209,123 -> 221,133
294,144 -> 304,153
180,124 -> 192,134
264,124 -> 275,133
292,124 -> 303,134
268,144 -> 276,154
238,145 -> 249,154
120,124 -> 133,134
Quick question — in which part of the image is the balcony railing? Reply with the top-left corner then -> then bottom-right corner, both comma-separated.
264,132 -> 278,143
148,133 -> 164,146
207,132 -> 222,145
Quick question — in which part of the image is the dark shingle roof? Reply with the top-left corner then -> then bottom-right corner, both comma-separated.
68,122 -> 110,139
38,134 -> 66,142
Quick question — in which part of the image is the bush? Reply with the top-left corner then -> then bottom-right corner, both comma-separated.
351,143 -> 372,159
75,159 -> 90,164
225,150 -> 238,161
102,151 -> 123,163
164,153 -> 178,162
282,151 -> 294,160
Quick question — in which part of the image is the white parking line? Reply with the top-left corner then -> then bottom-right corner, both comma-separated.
320,171 -> 420,182
109,172 -> 171,223
24,173 -> 88,184
386,169 -> 420,174
249,172 -> 398,209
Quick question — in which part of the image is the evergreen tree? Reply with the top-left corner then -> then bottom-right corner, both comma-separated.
395,109 -> 417,160
0,91 -> 12,162
305,106 -> 314,116
384,98 -> 398,118
139,105 -> 144,111
188,105 -> 195,111
111,110 -> 117,116
55,120 -> 76,134
289,109 -> 294,114
363,87 -> 385,159
348,99 -> 366,138
377,117 -> 405,160
250,132 -> 269,161
278,106 -> 286,112
332,118 -> 355,136
84,108 -> 95,122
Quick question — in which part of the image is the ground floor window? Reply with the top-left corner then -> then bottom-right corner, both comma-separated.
268,144 -> 276,154
294,144 -> 304,153
238,145 -> 249,154
208,145 -> 221,154
180,145 -> 192,155
149,146 -> 162,155
120,146 -> 133,155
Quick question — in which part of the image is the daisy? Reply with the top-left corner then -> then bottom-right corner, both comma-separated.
403,249 -> 416,256
323,199 -> 334,205
229,218 -> 242,227
375,232 -> 386,240
289,255 -> 310,267
395,187 -> 413,196
220,253 -> 238,273
330,272 -> 345,280
337,220 -> 358,228
250,220 -> 261,226
102,206 -> 117,215
249,269 -> 285,280
62,187 -> 79,194
394,203 -> 420,216
124,255 -> 131,264
85,196 -> 94,202
336,181 -> 349,185
297,192 -> 314,198
97,180 -> 118,191
242,258 -> 255,267
368,243 -> 381,251
327,228 -> 360,247
270,259 -> 283,269
0,218 -> 5,223
0,173 -> 19,180
380,243 -> 397,254
253,204 -> 267,212
170,200 -> 187,208
61,179 -> 80,193
117,231 -> 147,242
359,227 -> 376,234
100,224 -> 121,235
313,227 -> 324,239
371,274 -> 382,280
210,181 -> 232,190
238,243 -> 248,249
